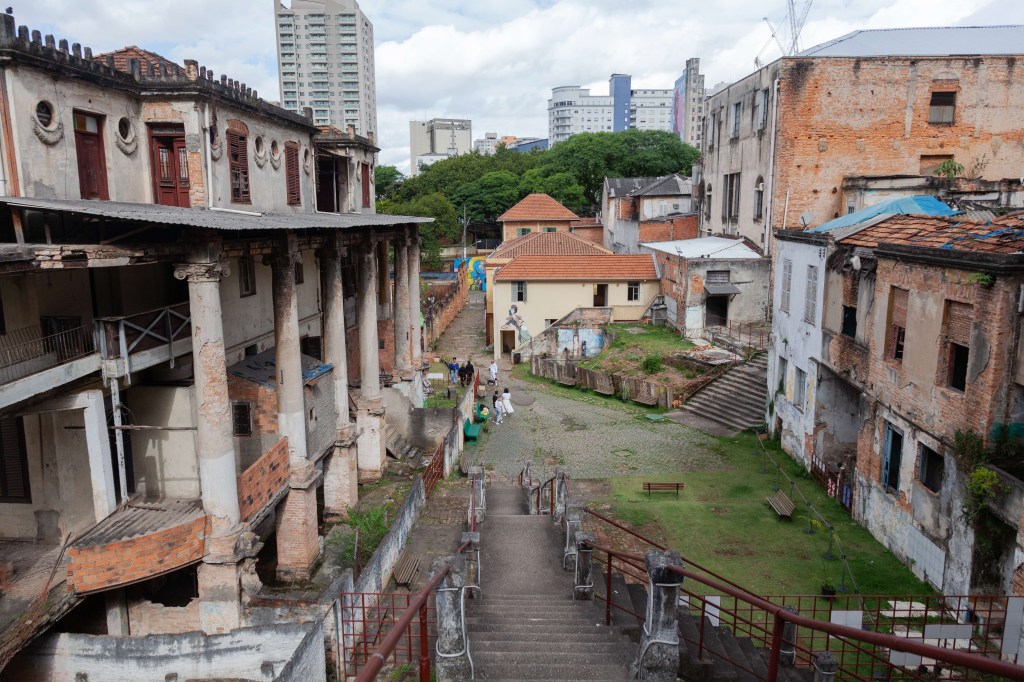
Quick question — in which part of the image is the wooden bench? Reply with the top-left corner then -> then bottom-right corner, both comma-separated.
393,551 -> 420,588
643,482 -> 685,497
593,374 -> 616,396
767,491 -> 795,518
463,419 -> 482,444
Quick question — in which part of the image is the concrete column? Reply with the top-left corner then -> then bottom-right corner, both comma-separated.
574,530 -> 595,600
812,651 -> 838,682
174,254 -> 243,634
104,589 -> 129,636
780,605 -> 799,666
174,257 -> 240,532
564,502 -> 583,571
554,467 -> 569,521
631,549 -> 684,681
408,234 -> 423,368
377,239 -> 392,316
431,554 -> 471,681
357,235 -> 386,481
320,238 -> 358,515
393,239 -> 412,378
82,390 -> 116,524
269,234 -> 321,581
468,466 -> 484,525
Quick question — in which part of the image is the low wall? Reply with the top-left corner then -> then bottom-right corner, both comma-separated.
238,437 -> 290,521
355,475 -> 427,595
424,264 -> 469,346
531,356 -> 672,408
5,622 -> 326,682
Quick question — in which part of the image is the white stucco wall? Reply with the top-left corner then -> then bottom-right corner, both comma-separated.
127,385 -> 200,499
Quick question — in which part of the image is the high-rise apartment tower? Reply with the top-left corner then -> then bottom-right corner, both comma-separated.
274,0 -> 377,134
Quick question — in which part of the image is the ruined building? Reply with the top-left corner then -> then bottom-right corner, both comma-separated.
0,14 -> 428,680
698,25 -> 1024,251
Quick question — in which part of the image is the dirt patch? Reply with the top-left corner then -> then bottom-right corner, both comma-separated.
710,507 -> 730,515
560,416 -> 587,432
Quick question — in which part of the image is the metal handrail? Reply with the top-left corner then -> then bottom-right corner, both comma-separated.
0,324 -> 95,382
582,541 -> 1024,681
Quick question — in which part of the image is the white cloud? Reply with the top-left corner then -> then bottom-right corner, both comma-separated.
10,0 -> 1024,170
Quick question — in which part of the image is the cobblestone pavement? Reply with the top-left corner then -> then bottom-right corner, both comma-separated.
431,288 -> 486,364
480,381 -> 721,481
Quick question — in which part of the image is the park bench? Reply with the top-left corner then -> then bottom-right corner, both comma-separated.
767,490 -> 795,518
593,373 -> 616,396
643,482 -> 685,498
393,551 -> 420,588
463,419 -> 482,444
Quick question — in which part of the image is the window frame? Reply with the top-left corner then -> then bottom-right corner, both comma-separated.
918,444 -> 944,493
285,141 -> 301,206
777,355 -> 788,396
780,259 -> 792,313
803,265 -> 818,325
841,305 -> 858,339
947,342 -> 969,392
626,281 -> 640,301
753,176 -> 764,221
73,110 -> 110,201
513,281 -> 527,302
887,287 -> 908,363
793,366 -> 807,412
928,91 -> 956,125
239,255 -> 257,298
731,101 -> 741,138
0,416 -> 31,503
231,401 -> 253,437
517,227 -> 531,237
226,129 -> 251,204
882,423 -> 904,494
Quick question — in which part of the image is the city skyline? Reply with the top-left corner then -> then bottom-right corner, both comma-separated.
10,0 -> 1024,172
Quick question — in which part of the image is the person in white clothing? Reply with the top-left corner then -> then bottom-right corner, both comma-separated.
492,391 -> 504,424
489,361 -> 498,385
501,387 -> 514,416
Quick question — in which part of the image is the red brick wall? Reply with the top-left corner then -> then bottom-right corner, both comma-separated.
238,437 -> 290,522
639,214 -> 699,243
275,488 -> 320,573
772,57 -> 1024,230
653,252 -> 689,329
570,226 -> 604,245
127,595 -> 201,635
345,318 -> 396,383
425,273 -> 469,345
67,516 -> 208,594
227,375 -> 278,434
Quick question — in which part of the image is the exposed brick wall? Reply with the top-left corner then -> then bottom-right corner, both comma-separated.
570,226 -> 604,245
126,595 -> 201,635
424,271 -> 469,345
1014,564 -> 1024,597
638,214 -> 699,243
345,319 -> 396,384
228,375 -> 278,434
238,437 -> 290,522
275,488 -> 320,576
67,516 -> 208,594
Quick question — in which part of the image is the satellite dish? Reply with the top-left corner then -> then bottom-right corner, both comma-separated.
799,212 -> 814,227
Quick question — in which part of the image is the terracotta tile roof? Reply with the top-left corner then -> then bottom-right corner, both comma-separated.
498,193 -> 580,222
839,211 -> 1024,254
494,255 -> 657,281
489,231 -> 611,260
95,46 -> 180,74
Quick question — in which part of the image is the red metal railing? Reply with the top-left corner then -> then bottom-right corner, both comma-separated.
810,453 -> 854,513
705,315 -> 769,351
423,441 -> 444,497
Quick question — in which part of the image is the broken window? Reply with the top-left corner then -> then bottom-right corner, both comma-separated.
723,173 -> 740,221
803,265 -> 818,325
73,111 -> 109,200
227,130 -> 251,203
841,306 -> 857,338
627,281 -> 640,301
942,300 -> 972,392
929,91 -> 956,124
0,417 -> 29,501
239,255 -> 257,298
780,259 -> 792,313
777,355 -> 788,395
285,142 -> 301,206
919,154 -> 953,175
882,423 -> 903,494
794,366 -> 806,411
918,444 -> 944,493
841,274 -> 858,338
887,287 -> 908,363
513,281 -> 527,302
231,402 -> 253,437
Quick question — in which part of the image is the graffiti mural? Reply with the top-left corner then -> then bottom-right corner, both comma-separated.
454,257 -> 487,291
556,327 -> 605,357
501,304 -> 531,345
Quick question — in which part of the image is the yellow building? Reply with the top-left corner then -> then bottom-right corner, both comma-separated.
491,254 -> 659,361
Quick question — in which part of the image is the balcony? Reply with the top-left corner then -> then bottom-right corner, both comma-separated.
95,302 -> 191,377
0,324 -> 100,409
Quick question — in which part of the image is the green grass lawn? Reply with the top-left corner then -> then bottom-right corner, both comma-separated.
606,432 -> 933,598
578,323 -> 694,370
510,362 -> 668,415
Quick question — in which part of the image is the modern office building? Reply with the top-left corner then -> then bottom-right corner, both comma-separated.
273,0 -> 378,135
409,118 -> 472,175
672,57 -> 705,148
548,74 -> 672,144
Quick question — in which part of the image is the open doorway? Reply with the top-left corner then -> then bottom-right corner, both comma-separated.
593,284 -> 607,307
706,295 -> 729,327
501,330 -> 516,357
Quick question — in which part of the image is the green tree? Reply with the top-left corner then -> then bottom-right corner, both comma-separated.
453,170 -> 522,222
374,165 -> 404,201
382,192 -> 457,270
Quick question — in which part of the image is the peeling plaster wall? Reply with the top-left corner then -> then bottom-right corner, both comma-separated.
126,385 -> 200,499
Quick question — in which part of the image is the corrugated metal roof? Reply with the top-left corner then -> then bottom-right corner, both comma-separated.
0,197 -> 432,231
606,177 -> 658,198
641,237 -> 761,260
630,174 -> 693,197
798,25 -> 1024,58
808,196 -> 957,233
73,498 -> 203,548
228,348 -> 332,388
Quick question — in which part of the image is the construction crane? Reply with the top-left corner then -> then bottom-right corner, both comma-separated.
754,0 -> 814,68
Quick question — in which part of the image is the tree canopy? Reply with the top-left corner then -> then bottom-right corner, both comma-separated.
378,129 -> 699,264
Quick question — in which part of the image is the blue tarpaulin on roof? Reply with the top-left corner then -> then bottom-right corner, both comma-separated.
808,196 -> 958,233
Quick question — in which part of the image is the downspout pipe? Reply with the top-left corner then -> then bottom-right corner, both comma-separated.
763,76 -> 781,255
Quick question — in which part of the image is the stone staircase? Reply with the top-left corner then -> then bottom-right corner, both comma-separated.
676,613 -> 814,682
468,483 -> 635,680
676,353 -> 768,433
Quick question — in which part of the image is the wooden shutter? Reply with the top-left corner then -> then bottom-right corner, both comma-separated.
227,130 -> 251,203
0,417 -> 29,501
946,301 -> 972,346
780,259 -> 792,312
803,265 -> 818,324
285,142 -> 301,206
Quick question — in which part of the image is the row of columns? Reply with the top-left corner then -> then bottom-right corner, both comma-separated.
174,228 -> 423,634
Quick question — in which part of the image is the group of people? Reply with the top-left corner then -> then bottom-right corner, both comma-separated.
447,357 -> 476,387
490,386 -> 514,425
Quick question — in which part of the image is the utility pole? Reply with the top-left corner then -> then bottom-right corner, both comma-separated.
462,204 -> 468,265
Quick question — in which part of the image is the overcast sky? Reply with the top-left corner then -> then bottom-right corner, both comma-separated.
10,0 -> 1024,173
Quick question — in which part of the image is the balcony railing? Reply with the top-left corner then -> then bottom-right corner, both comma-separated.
95,302 -> 191,362
0,323 -> 96,385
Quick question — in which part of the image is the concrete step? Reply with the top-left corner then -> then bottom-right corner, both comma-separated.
468,613 -> 610,625
467,622 -> 620,635
469,603 -> 603,617
472,658 -> 630,680
470,637 -> 632,652
470,630 -> 633,644
487,484 -> 529,515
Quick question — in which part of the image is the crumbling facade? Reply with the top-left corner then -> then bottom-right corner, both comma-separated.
0,14 -> 428,679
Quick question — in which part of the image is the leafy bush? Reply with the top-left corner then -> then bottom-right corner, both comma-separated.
641,354 -> 663,374
328,506 -> 391,569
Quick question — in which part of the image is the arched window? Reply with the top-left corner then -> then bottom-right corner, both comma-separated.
704,183 -> 712,220
753,176 -> 764,221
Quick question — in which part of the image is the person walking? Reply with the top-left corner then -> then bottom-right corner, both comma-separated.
488,360 -> 498,385
448,357 -> 459,384
501,387 -> 515,416
492,391 -> 504,424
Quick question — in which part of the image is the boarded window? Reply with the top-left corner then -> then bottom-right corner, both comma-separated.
919,154 -> 953,175
780,259 -> 792,313
803,265 -> 818,324
929,91 -> 956,124
285,142 -> 301,206
918,444 -> 944,493
0,417 -> 30,502
882,423 -> 903,493
888,287 -> 908,362
231,402 -> 252,437
706,270 -> 730,284
300,335 -> 322,360
73,111 -> 109,200
227,130 -> 251,203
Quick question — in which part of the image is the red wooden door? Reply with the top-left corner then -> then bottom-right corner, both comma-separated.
73,112 -> 109,200
150,133 -> 190,207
